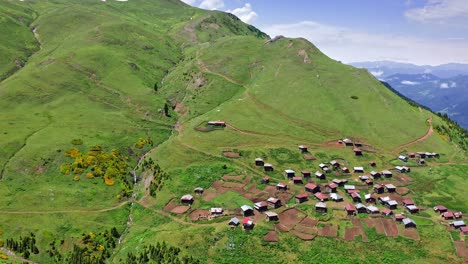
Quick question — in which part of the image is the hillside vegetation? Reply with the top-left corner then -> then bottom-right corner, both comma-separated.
0,0 -> 467,263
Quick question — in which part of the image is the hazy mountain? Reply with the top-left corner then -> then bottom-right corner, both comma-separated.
351,61 -> 468,78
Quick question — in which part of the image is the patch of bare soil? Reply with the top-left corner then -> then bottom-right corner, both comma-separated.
396,187 -> 410,195
202,190 -> 219,201
222,182 -> 245,189
303,154 -> 317,160
300,217 -> 318,227
291,230 -> 315,240
318,224 -> 338,237
223,151 -> 240,158
275,223 -> 290,232
402,228 -> 420,240
395,174 -> 413,185
278,208 -> 306,229
171,206 -> 190,214
189,209 -> 210,221
222,175 -> 244,182
454,241 -> 468,259
264,231 -> 279,242
382,218 -> 399,237
163,199 -> 178,212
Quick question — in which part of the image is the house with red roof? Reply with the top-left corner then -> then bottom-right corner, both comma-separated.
305,183 -> 320,193
314,192 -> 329,202
292,177 -> 303,184
345,204 -> 356,216
433,205 -> 448,213
325,182 -> 338,193
295,193 -> 309,203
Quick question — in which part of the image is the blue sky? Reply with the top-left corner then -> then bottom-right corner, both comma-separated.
181,0 -> 468,65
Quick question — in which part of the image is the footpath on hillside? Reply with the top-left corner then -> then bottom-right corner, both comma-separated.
392,116 -> 433,154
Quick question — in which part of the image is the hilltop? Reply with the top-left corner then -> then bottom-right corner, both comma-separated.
0,1 -> 467,263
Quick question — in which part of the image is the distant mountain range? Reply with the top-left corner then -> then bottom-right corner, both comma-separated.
350,61 -> 468,79
351,61 -> 468,129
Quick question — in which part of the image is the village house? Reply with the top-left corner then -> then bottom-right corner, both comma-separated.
386,200 -> 398,210
243,217 -> 254,230
394,213 -> 405,222
351,192 -> 362,202
314,192 -> 329,202
210,207 -> 223,215
402,199 -> 414,207
354,148 -> 363,156
330,160 -> 340,168
407,152 -> 415,158
261,176 -> 270,184
316,202 -> 327,213
381,170 -> 393,178
194,187 -> 204,195
365,179 -> 373,185
276,183 -> 288,191
319,163 -> 327,169
374,184 -> 385,194
379,196 -> 391,205
342,138 -> 354,146
433,205 -> 448,213
241,205 -> 254,216
323,167 -> 332,173
292,177 -> 303,184
370,171 -> 381,179
342,167 -> 350,173
398,155 -> 408,162
264,163 -> 274,172
345,204 -> 356,216
315,171 -> 325,180
353,167 -> 364,173
295,193 -> 309,203
454,212 -> 463,218
418,158 -> 425,164
370,161 -> 376,167
228,217 -> 240,227
298,145 -> 308,153
301,170 -> 311,178
255,158 -> 264,166
285,169 -> 295,178
406,205 -> 419,214
367,205 -> 380,214
181,194 -> 194,204
385,184 -> 396,193
344,185 -> 356,192
381,208 -> 393,216
254,201 -> 268,212
333,178 -> 348,186
460,226 -> 468,235
330,193 -> 344,202
417,152 -> 426,158
326,182 -> 338,193
207,120 -> 226,127
365,194 -> 376,203
267,197 -> 282,209
264,212 -> 279,222
450,220 -> 466,229
305,183 -> 320,193
403,218 -> 417,228
395,166 -> 410,173
359,175 -> 370,182
355,203 -> 367,213
442,212 -> 454,220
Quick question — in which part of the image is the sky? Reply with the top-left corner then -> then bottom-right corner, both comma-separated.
181,0 -> 468,66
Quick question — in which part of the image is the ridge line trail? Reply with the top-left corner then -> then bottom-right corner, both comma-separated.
392,116 -> 433,154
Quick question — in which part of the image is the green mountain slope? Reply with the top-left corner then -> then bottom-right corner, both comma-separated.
0,1 -> 467,263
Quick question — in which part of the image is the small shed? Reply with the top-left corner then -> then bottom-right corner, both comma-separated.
267,197 -> 282,208
295,193 -> 309,203
351,192 -> 361,202
254,201 -> 268,212
381,209 -> 393,216
460,226 -> 468,235
365,179 -> 373,185
381,170 -> 392,178
394,213 -> 405,222
241,205 -> 254,216
210,207 -> 224,215
344,185 -> 356,192
433,205 -> 448,213
398,155 -> 408,162
301,170 -> 311,178
379,196 -> 391,205
264,163 -> 274,172
417,152 -> 426,158
370,171 -> 381,179
314,192 -> 329,202
370,161 -> 376,167
385,184 -> 396,193
407,152 -> 415,158
332,178 -> 347,186
403,218 -> 417,228
330,193 -> 343,202
374,184 -> 385,194
292,177 -> 303,184
342,138 -> 354,146
261,176 -> 270,184
194,187 -> 204,195
228,217 -> 240,227
315,171 -> 325,179
454,212 -> 463,218
208,121 -> 226,127
450,220 -> 466,229
386,200 -> 398,210
367,205 -> 380,214
402,199 -> 414,207
326,182 -> 338,193
315,202 -> 327,213
354,148 -> 363,156
265,211 -> 279,222
298,145 -> 308,153
353,167 -> 364,173
330,160 -> 340,168
365,194 -> 376,203
355,203 -> 367,213
305,183 -> 320,193
255,158 -> 264,166
276,183 -> 288,191
285,169 -> 295,178
442,212 -> 454,220
406,205 -> 419,214
243,217 -> 254,230
359,175 -> 370,181
181,194 -> 194,204
342,167 -> 350,173
345,204 -> 356,215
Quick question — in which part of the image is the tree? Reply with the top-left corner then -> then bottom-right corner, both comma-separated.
164,103 -> 170,117
153,82 -> 158,92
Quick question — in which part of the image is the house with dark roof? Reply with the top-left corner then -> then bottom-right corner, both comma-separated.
417,152 -> 426,158
292,177 -> 303,184
407,152 -> 415,158
296,193 -> 309,203
241,205 -> 254,216
301,170 -> 311,178
370,161 -> 376,167
350,192 -> 361,203
267,197 -> 282,209
345,204 -> 356,215
365,179 -> 373,185
315,202 -> 327,213
403,218 -> 417,228
255,158 -> 264,166
314,192 -> 329,202
305,183 -> 320,193
265,211 -> 279,222
276,183 -> 288,191
370,171 -> 381,179
261,176 -> 270,184
342,167 -> 350,173
254,201 -> 268,212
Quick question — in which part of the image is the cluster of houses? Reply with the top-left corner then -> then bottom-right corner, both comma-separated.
434,205 -> 466,234
399,151 -> 439,165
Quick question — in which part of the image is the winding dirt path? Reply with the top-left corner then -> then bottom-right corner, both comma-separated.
0,201 -> 129,215
392,116 -> 433,154
1,247 -> 38,264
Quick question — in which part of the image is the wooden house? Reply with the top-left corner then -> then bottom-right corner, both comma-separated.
285,169 -> 295,178
228,217 -> 240,227
305,183 -> 320,193
298,145 -> 308,153
402,200 -> 414,207
381,209 -> 393,216
365,194 -> 376,203
181,194 -> 194,204
301,170 -> 311,178
370,161 -> 377,167
330,193 -> 343,202
295,193 -> 309,203
243,217 -> 254,230
265,212 -> 279,222
345,204 -> 356,215
342,167 -> 350,173
381,170 -> 392,178
370,171 -> 381,179
342,138 -> 354,146
292,177 -> 303,184
406,205 -> 419,214
264,163 -> 274,172
442,212 -> 454,220
276,183 -> 288,191
394,213 -> 405,222
210,207 -> 223,215
194,187 -> 204,195
367,205 -> 380,214
315,202 -> 327,213
386,200 -> 398,210
403,218 -> 417,228
355,203 -> 367,213
354,148 -> 363,156
433,205 -> 448,213
398,155 -> 408,162
314,192 -> 329,202
267,197 -> 282,209
261,176 -> 270,184
450,220 -> 466,229
315,171 -> 325,180
255,158 -> 264,166
407,152 -> 415,158
326,182 -> 338,193
254,201 -> 268,212
353,167 -> 364,173
385,184 -> 396,193
241,205 -> 254,216
351,192 -> 361,202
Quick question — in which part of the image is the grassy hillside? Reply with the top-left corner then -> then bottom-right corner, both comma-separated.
0,0 -> 467,263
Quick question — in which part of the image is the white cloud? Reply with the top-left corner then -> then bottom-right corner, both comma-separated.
450,81 -> 457,87
402,80 -> 420,85
199,0 -> 224,10
370,70 -> 384,77
260,20 -> 468,65
405,0 -> 468,23
440,82 -> 449,88
227,3 -> 258,24
181,0 -> 198,5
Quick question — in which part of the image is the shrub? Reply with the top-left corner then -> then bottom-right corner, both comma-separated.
350,95 -> 359,100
